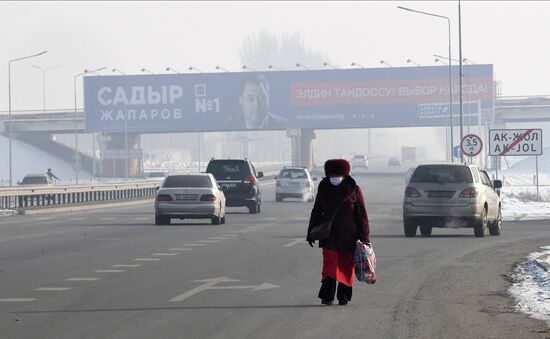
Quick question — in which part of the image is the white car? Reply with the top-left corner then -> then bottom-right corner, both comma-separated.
275,167 -> 317,202
18,173 -> 55,186
146,171 -> 168,181
155,173 -> 226,225
351,154 -> 369,170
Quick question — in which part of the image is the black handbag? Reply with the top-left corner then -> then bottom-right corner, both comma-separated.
308,189 -> 355,241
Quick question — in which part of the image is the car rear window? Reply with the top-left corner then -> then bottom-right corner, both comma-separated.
410,165 -> 473,184
163,175 -> 212,188
279,169 -> 308,179
206,160 -> 250,180
22,176 -> 48,184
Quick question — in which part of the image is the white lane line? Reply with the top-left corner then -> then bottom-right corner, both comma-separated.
0,298 -> 36,302
293,217 -> 309,221
169,248 -> 193,251
112,264 -> 141,268
34,217 -> 53,221
220,234 -> 239,237
34,287 -> 72,291
135,258 -> 162,261
66,278 -> 100,281
261,182 -> 276,187
100,217 -> 116,221
68,217 -> 85,221
133,217 -> 150,221
153,253 -> 179,256
95,269 -> 125,273
262,217 -> 277,221
209,237 -> 228,240
198,240 -> 219,243
284,239 -> 305,248
182,243 -> 207,247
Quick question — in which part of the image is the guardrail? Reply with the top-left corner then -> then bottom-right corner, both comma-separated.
0,182 -> 159,210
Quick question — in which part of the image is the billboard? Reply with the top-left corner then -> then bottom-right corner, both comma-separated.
84,64 -> 493,133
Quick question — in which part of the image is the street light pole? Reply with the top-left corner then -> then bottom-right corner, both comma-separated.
8,50 -> 47,186
32,64 -> 60,114
398,6 -> 454,163
458,0 -> 464,162
74,66 -> 106,184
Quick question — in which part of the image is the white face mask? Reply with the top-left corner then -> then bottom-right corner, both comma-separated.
329,177 -> 344,186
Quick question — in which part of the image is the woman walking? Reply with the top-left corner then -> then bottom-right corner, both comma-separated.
307,159 -> 370,305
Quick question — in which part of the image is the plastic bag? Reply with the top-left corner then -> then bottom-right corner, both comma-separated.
354,241 -> 377,284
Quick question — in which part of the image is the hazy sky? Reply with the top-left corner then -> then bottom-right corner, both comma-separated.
2,1 -> 549,112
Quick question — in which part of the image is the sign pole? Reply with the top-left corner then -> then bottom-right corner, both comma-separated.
536,155 -> 539,202
495,156 -> 498,180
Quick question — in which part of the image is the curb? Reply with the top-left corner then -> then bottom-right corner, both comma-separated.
19,199 -> 154,215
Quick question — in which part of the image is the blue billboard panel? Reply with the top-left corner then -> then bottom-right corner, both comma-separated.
84,65 -> 493,133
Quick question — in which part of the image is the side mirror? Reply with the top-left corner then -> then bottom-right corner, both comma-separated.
155,186 -> 160,191
493,180 -> 502,189
313,177 -> 318,181
257,172 -> 264,178
274,176 -> 277,179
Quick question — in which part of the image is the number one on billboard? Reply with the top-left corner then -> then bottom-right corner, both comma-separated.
460,134 -> 483,161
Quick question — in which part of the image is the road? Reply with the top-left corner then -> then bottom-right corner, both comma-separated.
1,173 -> 549,338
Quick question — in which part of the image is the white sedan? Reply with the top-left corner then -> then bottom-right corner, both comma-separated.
275,167 -> 317,202
155,173 -> 226,225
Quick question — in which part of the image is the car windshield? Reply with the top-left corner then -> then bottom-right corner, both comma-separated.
279,169 -> 308,179
353,155 -> 365,160
206,161 -> 250,180
148,172 -> 166,178
162,175 -> 212,188
21,176 -> 48,184
410,165 -> 473,184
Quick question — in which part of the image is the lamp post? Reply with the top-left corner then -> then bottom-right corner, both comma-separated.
350,62 -> 365,68
112,68 -> 126,75
379,60 -> 392,67
296,63 -> 309,70
398,5 -> 454,162
406,59 -> 421,66
8,50 -> 47,186
74,66 -> 106,184
268,65 -> 282,70
31,64 -> 60,114
323,62 -> 337,69
166,67 -> 181,73
242,65 -> 256,71
215,66 -> 229,72
141,68 -> 154,74
188,66 -> 203,73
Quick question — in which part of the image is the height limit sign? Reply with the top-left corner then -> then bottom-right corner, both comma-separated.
461,134 -> 483,157
489,129 -> 543,156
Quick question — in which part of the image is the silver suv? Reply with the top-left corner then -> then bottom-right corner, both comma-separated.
403,164 -> 502,237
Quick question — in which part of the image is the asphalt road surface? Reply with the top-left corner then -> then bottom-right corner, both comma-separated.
1,173 -> 549,339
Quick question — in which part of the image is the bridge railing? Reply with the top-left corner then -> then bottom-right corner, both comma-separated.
0,182 -> 159,211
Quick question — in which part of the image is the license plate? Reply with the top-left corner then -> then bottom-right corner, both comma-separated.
175,194 -> 197,200
427,191 -> 454,198
288,182 -> 301,186
222,184 -> 237,189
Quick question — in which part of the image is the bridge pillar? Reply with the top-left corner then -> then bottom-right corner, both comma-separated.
289,128 -> 315,170
101,133 -> 143,178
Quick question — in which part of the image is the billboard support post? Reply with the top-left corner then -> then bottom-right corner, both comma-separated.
536,156 -> 539,202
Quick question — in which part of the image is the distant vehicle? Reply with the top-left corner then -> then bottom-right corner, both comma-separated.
18,173 -> 55,186
146,171 -> 169,181
403,163 -> 502,238
275,167 -> 317,202
206,158 -> 263,214
154,173 -> 226,225
388,157 -> 401,167
401,146 -> 417,162
351,154 -> 369,170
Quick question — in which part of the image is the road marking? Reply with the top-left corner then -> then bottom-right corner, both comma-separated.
100,217 -> 116,221
68,217 -> 85,221
0,298 -> 36,302
35,217 -> 52,221
262,217 -> 277,221
135,258 -> 162,261
66,278 -> 100,281
95,269 -> 125,273
169,248 -> 193,251
170,277 -> 279,302
220,234 -> 238,237
133,217 -> 150,220
34,287 -> 71,291
198,240 -> 219,243
153,253 -> 179,256
261,182 -> 276,187
182,243 -> 206,247
284,239 -> 305,248
293,217 -> 309,221
112,264 -> 141,268
209,237 -> 228,240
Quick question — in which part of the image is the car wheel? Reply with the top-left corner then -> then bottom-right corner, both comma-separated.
474,208 -> 488,237
257,203 -> 261,213
488,207 -> 502,236
404,219 -> 417,237
155,214 -> 170,225
221,215 -> 226,224
249,203 -> 258,214
420,225 -> 432,237
211,215 -> 221,225
276,195 -> 283,202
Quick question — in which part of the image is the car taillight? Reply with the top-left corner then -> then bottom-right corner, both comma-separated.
405,186 -> 421,197
157,194 -> 172,202
244,175 -> 256,185
276,180 -> 281,187
459,187 -> 478,198
200,194 -> 216,201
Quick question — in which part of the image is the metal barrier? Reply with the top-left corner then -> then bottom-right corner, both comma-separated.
0,182 -> 159,210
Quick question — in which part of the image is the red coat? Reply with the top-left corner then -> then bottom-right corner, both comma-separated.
307,176 -> 370,253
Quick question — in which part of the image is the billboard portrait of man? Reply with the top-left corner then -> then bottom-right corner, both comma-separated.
226,75 -> 288,130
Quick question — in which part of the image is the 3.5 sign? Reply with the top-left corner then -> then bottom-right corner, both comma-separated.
460,134 -> 483,157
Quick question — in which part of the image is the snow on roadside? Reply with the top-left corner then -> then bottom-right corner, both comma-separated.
509,245 -> 550,326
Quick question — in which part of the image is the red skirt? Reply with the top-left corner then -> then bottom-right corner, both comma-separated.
322,248 -> 355,287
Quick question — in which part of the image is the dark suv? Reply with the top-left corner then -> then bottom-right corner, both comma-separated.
206,159 -> 263,214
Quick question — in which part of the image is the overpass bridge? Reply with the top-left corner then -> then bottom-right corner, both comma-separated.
1,96 -> 549,177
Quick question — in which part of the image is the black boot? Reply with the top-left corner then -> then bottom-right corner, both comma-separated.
318,277 -> 336,305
